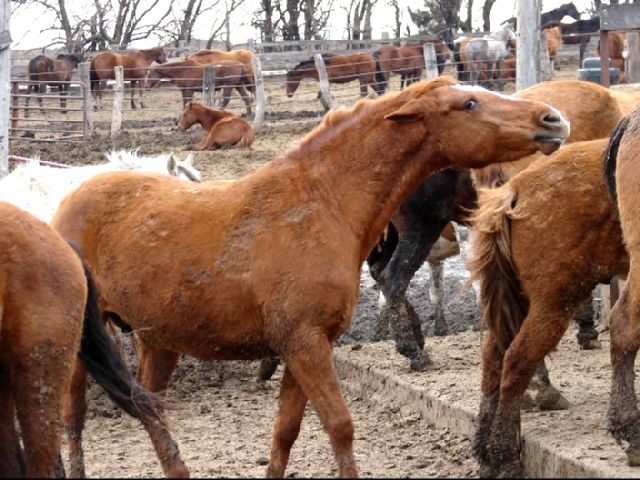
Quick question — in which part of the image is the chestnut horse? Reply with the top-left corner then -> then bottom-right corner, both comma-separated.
25,53 -> 84,116
90,47 -> 167,109
143,59 -> 252,114
186,48 -> 256,88
50,77 -> 568,478
177,101 -> 254,150
544,26 -> 563,71
471,135 -> 629,477
605,108 -> 640,469
285,52 -> 379,98
373,40 -> 451,93
0,202 -> 181,477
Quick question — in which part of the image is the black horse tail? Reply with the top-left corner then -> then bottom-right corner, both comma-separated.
89,59 -> 99,93
73,246 -> 168,427
603,115 -> 630,203
372,49 -> 388,94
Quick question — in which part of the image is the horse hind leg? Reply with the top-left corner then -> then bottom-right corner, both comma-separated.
266,367 -> 308,477
574,295 -> 601,349
427,259 -> 447,336
236,86 -> 252,117
0,364 -> 25,477
63,360 -> 88,478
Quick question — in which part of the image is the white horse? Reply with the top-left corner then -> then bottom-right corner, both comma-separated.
465,24 -> 516,91
0,150 -> 202,222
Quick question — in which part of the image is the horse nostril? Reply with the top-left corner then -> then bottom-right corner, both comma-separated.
541,112 -> 561,127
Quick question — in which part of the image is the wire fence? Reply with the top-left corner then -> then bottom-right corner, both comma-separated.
7,30 -> 604,145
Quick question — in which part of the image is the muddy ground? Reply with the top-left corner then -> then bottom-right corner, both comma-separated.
8,56 -> 634,477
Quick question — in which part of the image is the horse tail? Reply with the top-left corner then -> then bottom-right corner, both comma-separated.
468,185 -> 527,353
90,58 -> 99,93
372,49 -> 388,93
603,115 -> 630,203
237,124 -> 255,149
72,247 -> 168,427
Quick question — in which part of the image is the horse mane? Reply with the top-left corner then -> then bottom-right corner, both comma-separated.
300,77 -> 456,147
603,115 -> 630,203
292,52 -> 336,71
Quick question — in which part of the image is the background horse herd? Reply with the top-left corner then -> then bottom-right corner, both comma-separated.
9,2 -> 640,478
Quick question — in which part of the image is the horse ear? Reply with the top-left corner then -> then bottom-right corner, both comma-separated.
183,153 -> 194,166
385,98 -> 432,123
167,153 -> 177,174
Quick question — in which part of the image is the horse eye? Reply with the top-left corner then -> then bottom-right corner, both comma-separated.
464,99 -> 478,111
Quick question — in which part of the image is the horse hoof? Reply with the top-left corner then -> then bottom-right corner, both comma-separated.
535,387 -> 570,411
521,391 -> 537,411
580,338 -> 602,350
409,352 -> 431,371
433,323 -> 448,336
627,448 -> 640,466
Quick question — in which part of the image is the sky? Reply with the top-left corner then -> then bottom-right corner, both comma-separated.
10,0 -> 596,51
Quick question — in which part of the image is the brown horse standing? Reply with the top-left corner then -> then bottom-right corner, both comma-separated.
373,43 -> 439,93
605,108 -> 640,469
286,52 -> 378,97
50,78 -> 568,478
144,59 -> 252,115
186,49 -> 256,91
544,26 -> 563,71
177,101 -> 254,150
471,137 -> 629,477
25,53 -> 84,116
0,202 -> 183,477
90,47 -> 167,109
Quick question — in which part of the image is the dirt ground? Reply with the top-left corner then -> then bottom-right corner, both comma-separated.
9,52 -> 639,477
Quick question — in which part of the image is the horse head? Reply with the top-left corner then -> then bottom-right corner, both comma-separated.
167,153 -> 202,182
285,69 -> 301,97
437,28 -> 456,51
151,47 -> 168,64
177,101 -> 198,131
384,80 -> 569,167
562,2 -> 581,21
65,52 -> 85,68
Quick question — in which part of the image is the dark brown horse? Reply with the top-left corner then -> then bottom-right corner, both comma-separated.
285,52 -> 379,98
25,53 -> 84,116
143,59 -> 252,115
543,17 -> 600,64
0,202 -> 182,477
51,78 -> 568,478
90,47 -> 167,109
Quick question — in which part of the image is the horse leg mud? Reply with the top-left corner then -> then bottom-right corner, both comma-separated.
135,341 -> 188,477
63,361 -> 88,478
284,333 -> 358,477
527,359 -> 570,411
574,296 -> 601,349
257,357 -> 281,382
608,279 -> 640,466
485,304 -> 572,477
427,259 -> 447,336
0,366 -> 25,477
267,368 -> 308,477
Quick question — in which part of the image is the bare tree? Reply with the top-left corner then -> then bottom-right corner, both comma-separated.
349,0 -> 377,42
482,0 -> 497,31
409,0 -> 463,32
253,0 -> 332,44
387,0 -> 402,38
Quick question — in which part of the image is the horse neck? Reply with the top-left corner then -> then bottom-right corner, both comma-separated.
193,105 -> 230,129
139,49 -> 159,64
292,64 -> 318,80
271,108 -> 445,262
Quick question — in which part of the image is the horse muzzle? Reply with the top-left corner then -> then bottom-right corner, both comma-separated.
533,111 -> 570,155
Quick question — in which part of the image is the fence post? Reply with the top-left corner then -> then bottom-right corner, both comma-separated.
539,32 -> 552,81
111,66 -> 123,139
202,66 -> 215,107
0,0 -> 10,177
627,31 -> 640,83
251,55 -> 266,132
79,62 -> 93,139
422,43 -> 438,80
314,53 -> 335,111
516,0 -> 541,90
10,81 -> 17,134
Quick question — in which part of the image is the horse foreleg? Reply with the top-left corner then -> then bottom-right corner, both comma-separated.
130,80 -> 137,110
359,78 -> 367,97
0,367 -> 25,477
266,367 -> 308,477
284,333 -> 358,477
236,85 -> 252,117
63,361 -> 88,478
495,60 -> 504,92
574,295 -> 601,349
60,84 -> 69,114
220,86 -> 232,109
608,277 -> 640,466
138,80 -> 145,109
25,84 -> 32,118
427,259 -> 447,336
38,84 -> 45,114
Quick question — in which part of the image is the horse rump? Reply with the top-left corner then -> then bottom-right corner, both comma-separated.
603,115 -> 630,203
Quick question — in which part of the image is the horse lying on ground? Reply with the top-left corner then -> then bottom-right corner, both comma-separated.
143,59 -> 253,115
0,202 -> 181,477
605,107 -> 640,469
286,52 -> 379,98
90,47 -> 167,109
25,53 -> 84,116
0,150 -> 200,223
472,135 -> 629,477
50,77 -> 568,478
177,101 -> 254,150
466,24 -> 516,91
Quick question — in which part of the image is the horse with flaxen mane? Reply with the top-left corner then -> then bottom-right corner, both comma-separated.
143,59 -> 252,115
286,52 -> 379,98
0,202 -> 184,477
471,134 -> 629,477
604,107 -> 640,471
25,53 -> 84,116
177,101 -> 254,150
90,47 -> 167,109
50,77 -> 568,478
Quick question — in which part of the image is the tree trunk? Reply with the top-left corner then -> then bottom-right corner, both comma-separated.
466,0 -> 473,31
482,0 -> 497,31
